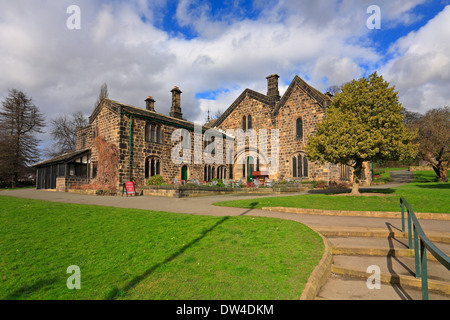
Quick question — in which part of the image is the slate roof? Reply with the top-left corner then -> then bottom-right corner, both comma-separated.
33,148 -> 90,167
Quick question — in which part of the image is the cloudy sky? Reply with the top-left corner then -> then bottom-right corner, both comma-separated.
1,0 -> 449,151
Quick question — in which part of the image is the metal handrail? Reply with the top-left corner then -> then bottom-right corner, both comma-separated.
400,197 -> 450,300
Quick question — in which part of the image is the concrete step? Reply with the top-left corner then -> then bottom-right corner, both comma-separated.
315,226 -> 450,244
317,231 -> 450,300
327,236 -> 450,259
317,273 -> 448,300
333,255 -> 450,284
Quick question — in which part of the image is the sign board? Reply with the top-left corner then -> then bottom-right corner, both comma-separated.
122,181 -> 136,196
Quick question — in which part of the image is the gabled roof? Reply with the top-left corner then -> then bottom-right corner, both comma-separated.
273,75 -> 332,115
214,89 -> 274,127
212,75 -> 332,128
90,98 -> 226,136
33,148 -> 90,167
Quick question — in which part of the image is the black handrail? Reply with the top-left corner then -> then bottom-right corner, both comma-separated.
400,197 -> 450,300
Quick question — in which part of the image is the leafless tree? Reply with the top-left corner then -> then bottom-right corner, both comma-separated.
411,106 -> 449,182
95,83 -> 108,109
47,112 -> 88,157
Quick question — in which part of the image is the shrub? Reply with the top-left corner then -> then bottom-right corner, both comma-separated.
147,175 -> 164,186
212,179 -> 225,188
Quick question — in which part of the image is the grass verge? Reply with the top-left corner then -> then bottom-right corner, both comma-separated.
214,171 -> 450,214
0,195 -> 323,300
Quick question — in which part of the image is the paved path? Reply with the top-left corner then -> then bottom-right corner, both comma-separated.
1,174 -> 449,300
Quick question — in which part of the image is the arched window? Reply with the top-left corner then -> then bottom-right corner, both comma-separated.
145,156 -> 161,179
296,117 -> 303,140
151,158 -> 155,177
242,116 -> 247,131
303,157 -> 308,177
298,155 -> 303,177
248,115 -> 252,130
292,157 -> 297,177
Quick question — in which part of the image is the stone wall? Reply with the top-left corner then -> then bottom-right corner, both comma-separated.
56,177 -> 90,192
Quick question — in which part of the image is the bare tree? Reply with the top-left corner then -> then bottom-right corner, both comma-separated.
95,83 -> 108,109
412,106 -> 449,182
401,108 -> 423,126
0,89 -> 45,187
325,84 -> 344,97
47,112 -> 88,157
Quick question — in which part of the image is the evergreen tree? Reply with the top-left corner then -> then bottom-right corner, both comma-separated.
306,72 -> 417,194
0,89 -> 45,187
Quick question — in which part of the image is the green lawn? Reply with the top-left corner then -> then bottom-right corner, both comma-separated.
214,171 -> 450,214
0,196 -> 323,300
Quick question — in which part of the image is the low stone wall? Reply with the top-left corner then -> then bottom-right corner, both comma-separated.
56,177 -> 90,192
68,189 -> 118,196
141,185 -> 295,198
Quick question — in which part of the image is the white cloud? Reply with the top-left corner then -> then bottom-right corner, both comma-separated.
0,0 -> 446,149
381,5 -> 450,113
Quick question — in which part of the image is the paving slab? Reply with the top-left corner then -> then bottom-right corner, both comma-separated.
317,274 -> 447,300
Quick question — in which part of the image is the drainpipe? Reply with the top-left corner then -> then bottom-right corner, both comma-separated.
129,115 -> 133,182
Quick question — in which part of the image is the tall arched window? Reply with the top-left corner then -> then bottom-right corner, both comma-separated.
298,155 -> 303,177
303,156 -> 308,177
242,116 -> 247,131
248,115 -> 252,130
145,156 -> 161,179
292,157 -> 297,177
296,117 -> 303,140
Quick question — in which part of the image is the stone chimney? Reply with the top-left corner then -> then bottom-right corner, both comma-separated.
145,96 -> 155,112
266,74 -> 280,101
170,86 -> 183,119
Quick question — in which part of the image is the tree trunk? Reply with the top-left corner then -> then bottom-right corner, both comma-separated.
350,162 -> 363,195
431,163 -> 448,182
437,165 -> 448,182
351,179 -> 361,195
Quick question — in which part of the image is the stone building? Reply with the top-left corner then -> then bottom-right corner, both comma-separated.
33,74 -> 371,191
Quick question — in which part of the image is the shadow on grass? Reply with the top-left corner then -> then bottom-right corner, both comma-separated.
105,216 -> 231,300
308,188 -> 396,195
416,183 -> 450,189
4,277 -> 59,300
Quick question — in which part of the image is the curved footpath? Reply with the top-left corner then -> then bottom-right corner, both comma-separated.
2,171 -> 449,300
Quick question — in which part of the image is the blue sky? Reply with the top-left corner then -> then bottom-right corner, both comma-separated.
0,0 -> 450,152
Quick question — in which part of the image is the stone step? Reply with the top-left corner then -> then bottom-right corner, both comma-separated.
332,255 -> 450,284
315,226 -> 450,244
317,273 -> 448,300
327,236 -> 450,258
